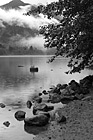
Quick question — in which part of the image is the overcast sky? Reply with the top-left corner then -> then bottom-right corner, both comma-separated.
0,0 -> 58,6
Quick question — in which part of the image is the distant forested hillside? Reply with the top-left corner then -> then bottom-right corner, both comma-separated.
0,44 -> 44,55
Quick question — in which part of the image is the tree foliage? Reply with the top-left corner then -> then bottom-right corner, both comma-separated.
27,0 -> 93,73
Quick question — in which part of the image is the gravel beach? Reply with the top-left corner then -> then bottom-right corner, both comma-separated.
33,93 -> 93,140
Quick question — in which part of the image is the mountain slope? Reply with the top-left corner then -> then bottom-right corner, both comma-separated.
0,0 -> 30,10
0,22 -> 39,45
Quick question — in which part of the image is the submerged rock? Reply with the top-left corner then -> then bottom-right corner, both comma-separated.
24,114 -> 49,126
26,100 -> 32,109
0,103 -> 5,108
3,121 -> 10,127
15,110 -> 26,121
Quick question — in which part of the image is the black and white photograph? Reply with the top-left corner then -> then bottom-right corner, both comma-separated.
0,0 -> 93,140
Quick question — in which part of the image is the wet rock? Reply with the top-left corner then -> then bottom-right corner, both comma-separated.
35,111 -> 50,118
61,96 -> 74,104
69,80 -> 82,95
34,97 -> 42,103
49,87 -> 60,95
24,124 -> 48,135
69,80 -> 80,90
80,75 -> 93,89
33,103 -> 54,115
3,121 -> 10,127
15,110 -> 26,121
26,100 -> 32,109
42,90 -> 48,95
50,94 -> 61,103
49,85 -> 55,90
59,84 -> 68,90
60,86 -> 72,96
24,114 -> 49,126
56,84 -> 62,88
39,93 -> 42,96
0,103 -> 5,108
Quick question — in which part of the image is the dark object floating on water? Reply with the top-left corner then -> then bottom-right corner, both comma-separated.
18,65 -> 24,67
30,66 -> 38,72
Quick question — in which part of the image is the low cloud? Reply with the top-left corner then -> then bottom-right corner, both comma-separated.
9,34 -> 45,50
0,8 -> 59,50
0,8 -> 58,29
18,35 -> 45,50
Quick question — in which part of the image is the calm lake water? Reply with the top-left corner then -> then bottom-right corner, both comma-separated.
0,55 -> 93,140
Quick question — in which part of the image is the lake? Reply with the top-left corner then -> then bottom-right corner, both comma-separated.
0,55 -> 93,140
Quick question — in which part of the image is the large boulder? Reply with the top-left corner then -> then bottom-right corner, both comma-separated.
24,114 -> 49,126
49,93 -> 61,103
24,124 -> 48,135
69,80 -> 82,95
61,96 -> 74,104
80,75 -> 93,89
69,80 -> 80,90
60,86 -> 75,98
33,103 -> 54,115
15,111 -> 26,121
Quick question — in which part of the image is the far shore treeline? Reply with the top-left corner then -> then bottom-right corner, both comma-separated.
0,43 -> 55,55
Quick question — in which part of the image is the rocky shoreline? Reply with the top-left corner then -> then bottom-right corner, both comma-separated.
1,75 -> 93,139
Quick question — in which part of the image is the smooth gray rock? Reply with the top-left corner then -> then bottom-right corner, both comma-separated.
33,103 -> 54,115
24,114 -> 49,126
15,110 -> 26,121
0,103 -> 5,108
26,100 -> 32,109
